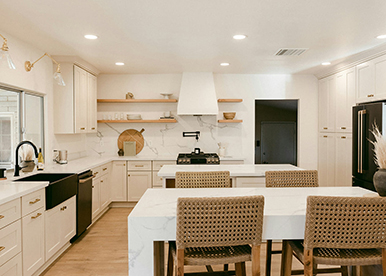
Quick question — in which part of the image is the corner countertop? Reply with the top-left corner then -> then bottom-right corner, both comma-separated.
0,181 -> 48,205
158,164 -> 300,177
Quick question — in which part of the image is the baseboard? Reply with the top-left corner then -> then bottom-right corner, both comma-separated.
34,242 -> 72,276
109,201 -> 136,208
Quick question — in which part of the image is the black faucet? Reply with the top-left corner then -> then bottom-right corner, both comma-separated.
14,141 -> 38,177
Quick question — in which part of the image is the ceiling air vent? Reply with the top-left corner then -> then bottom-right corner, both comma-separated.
275,48 -> 308,56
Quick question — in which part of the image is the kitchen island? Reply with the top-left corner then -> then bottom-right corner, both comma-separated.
158,164 -> 300,188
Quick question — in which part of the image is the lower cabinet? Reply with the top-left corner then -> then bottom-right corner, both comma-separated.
111,161 -> 127,201
45,196 -> 76,260
127,172 -> 152,201
100,174 -> 110,210
234,177 -> 265,187
92,177 -> 101,219
22,207 -> 44,276
0,253 -> 22,276
92,163 -> 111,221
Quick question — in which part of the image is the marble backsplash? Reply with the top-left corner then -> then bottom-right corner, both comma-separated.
86,115 -> 243,159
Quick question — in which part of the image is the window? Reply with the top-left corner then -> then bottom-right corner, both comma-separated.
0,87 -> 44,169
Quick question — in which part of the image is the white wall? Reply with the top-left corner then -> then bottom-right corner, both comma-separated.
0,30 -> 87,163
92,73 -> 318,168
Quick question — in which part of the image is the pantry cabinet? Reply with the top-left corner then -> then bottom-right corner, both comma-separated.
45,196 -> 76,260
335,134 -> 352,187
318,133 -> 336,187
54,64 -> 97,134
335,68 -> 356,132
318,75 -> 336,132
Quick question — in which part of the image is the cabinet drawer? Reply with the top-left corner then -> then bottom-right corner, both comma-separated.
234,177 -> 265,188
0,220 -> 21,267
152,172 -> 163,188
92,166 -> 101,178
128,161 -> 152,171
220,160 -> 244,165
0,199 -> 20,230
153,160 -> 176,171
0,253 -> 22,276
100,162 -> 111,176
21,189 -> 45,217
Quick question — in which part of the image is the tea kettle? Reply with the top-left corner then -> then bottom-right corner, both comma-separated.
53,150 -> 68,164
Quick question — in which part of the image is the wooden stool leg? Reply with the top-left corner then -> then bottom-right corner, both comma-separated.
341,266 -> 348,276
167,244 -> 174,276
176,249 -> 184,276
382,249 -> 386,276
304,249 -> 313,276
252,244 -> 261,276
235,262 -> 246,276
266,240 -> 273,276
355,266 -> 361,276
281,241 -> 292,276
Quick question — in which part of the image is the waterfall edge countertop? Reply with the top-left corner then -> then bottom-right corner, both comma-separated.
158,164 -> 300,178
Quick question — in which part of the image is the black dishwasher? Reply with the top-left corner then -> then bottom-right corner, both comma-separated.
71,170 -> 93,242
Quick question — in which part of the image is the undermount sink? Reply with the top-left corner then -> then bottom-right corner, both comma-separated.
14,173 -> 78,210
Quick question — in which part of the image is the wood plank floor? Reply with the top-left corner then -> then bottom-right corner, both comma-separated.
41,207 -> 341,276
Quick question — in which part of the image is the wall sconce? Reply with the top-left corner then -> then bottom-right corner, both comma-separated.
25,53 -> 65,86
0,34 -> 16,69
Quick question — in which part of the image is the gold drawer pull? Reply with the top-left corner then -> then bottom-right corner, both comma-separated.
101,180 -> 103,183
91,127 -> 96,130
103,168 -> 107,171
323,127 -> 328,129
367,94 -> 374,97
341,127 -> 346,129
128,174 -> 130,177
60,206 -> 67,211
135,165 -> 144,167
93,172 -> 99,176
0,215 -> 4,219
341,136 -> 346,139
29,198 -> 41,205
92,185 -> 95,188
31,213 -> 42,219
323,135 -> 328,138
0,246 -> 5,252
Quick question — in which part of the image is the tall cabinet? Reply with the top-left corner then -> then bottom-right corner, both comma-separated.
54,63 -> 97,134
318,68 -> 355,187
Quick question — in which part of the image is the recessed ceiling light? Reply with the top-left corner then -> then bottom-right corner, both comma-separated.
322,62 -> 331,66
115,62 -> 125,66
84,34 -> 98,40
220,63 -> 230,66
377,34 -> 386,39
233,34 -> 247,40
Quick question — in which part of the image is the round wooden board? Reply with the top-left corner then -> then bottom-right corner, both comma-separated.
117,128 -> 145,154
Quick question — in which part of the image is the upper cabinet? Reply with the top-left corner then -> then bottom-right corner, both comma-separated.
335,68 -> 356,132
54,64 -> 97,134
318,75 -> 336,132
356,54 -> 386,103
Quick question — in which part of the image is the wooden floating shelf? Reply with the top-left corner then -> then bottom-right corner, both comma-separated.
218,120 -> 243,123
217,99 -> 243,103
98,119 -> 177,123
97,99 -> 177,103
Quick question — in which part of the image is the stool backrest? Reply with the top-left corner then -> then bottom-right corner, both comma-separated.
265,170 -> 318,187
176,195 -> 264,249
176,171 -> 231,188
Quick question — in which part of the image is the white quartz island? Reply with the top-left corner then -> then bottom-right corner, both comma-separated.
158,164 -> 300,187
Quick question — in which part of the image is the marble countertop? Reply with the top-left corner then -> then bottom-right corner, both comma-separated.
158,164 -> 300,177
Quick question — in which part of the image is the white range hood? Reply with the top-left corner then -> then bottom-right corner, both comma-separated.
177,72 -> 218,116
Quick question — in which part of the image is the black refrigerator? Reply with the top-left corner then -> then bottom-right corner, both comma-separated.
352,101 -> 386,191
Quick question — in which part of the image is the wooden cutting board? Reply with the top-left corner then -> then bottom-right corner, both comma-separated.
117,128 -> 145,154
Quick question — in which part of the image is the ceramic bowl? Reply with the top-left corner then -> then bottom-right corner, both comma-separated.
223,112 -> 236,120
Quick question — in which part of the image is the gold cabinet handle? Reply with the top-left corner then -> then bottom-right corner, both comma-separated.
135,165 -> 144,167
0,246 -> 5,252
93,172 -> 99,177
92,185 -> 95,188
323,127 -> 328,129
103,168 -> 107,171
91,127 -> 96,130
341,136 -> 346,139
101,180 -> 103,183
0,215 -> 4,219
60,206 -> 67,211
323,135 -> 328,138
123,163 -> 125,166
367,94 -> 374,97
341,127 -> 346,129
128,174 -> 130,177
81,127 -> 86,130
31,213 -> 42,219
29,198 -> 41,205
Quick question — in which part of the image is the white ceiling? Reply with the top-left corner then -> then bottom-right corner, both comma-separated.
1,0 -> 386,75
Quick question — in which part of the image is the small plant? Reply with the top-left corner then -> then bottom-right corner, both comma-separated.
370,124 -> 386,169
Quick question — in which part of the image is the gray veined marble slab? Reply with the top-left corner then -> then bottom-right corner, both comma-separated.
128,186 -> 375,276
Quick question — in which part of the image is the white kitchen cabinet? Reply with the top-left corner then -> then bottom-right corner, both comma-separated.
356,61 -> 375,103
0,220 -> 21,267
335,134 -> 353,187
45,196 -> 76,261
100,174 -> 110,210
0,253 -> 22,276
234,177 -> 265,188
318,133 -> 336,187
152,160 -> 176,188
54,64 -> 97,134
374,54 -> 386,101
22,207 -> 44,276
111,161 -> 127,201
335,68 -> 356,133
92,177 -> 101,220
128,172 -> 152,201
318,75 -> 336,132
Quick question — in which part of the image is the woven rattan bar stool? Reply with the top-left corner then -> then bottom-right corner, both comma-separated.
264,170 -> 318,276
283,196 -> 386,276
167,196 -> 265,276
175,171 -> 231,188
